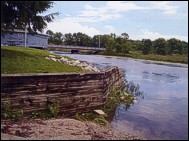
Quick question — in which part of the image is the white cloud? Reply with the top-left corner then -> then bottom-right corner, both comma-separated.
105,25 -> 115,33
105,1 -> 144,12
70,1 -> 180,25
148,1 -> 179,15
45,19 -> 100,37
130,29 -> 188,42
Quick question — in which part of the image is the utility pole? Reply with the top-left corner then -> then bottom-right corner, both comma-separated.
24,26 -> 27,47
99,35 -> 100,48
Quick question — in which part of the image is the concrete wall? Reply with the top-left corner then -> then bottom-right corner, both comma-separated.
1,67 -> 125,116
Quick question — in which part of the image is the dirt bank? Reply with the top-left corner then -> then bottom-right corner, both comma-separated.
1,118 -> 145,140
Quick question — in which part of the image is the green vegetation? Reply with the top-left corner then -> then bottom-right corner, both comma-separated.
1,101 -> 24,121
74,87 -> 136,126
100,51 -> 188,64
129,51 -> 188,64
31,102 -> 60,119
1,46 -> 84,74
1,100 -> 60,121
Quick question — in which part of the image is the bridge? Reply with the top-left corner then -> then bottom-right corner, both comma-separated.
47,45 -> 105,53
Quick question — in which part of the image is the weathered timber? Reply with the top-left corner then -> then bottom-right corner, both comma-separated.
1,66 -> 125,116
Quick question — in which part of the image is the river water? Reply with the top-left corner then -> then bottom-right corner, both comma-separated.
55,52 -> 188,140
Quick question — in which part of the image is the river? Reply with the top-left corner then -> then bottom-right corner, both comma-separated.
55,52 -> 188,140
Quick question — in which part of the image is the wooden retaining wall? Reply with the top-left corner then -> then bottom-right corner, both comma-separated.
1,67 -> 125,116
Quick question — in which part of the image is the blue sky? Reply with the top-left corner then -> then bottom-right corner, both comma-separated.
43,1 -> 188,42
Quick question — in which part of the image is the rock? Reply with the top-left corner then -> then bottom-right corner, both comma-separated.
49,51 -> 55,54
120,96 -> 125,100
60,57 -> 68,62
124,92 -> 129,96
84,66 -> 93,71
91,67 -> 100,72
49,55 -> 56,58
93,110 -> 106,115
45,57 -> 50,60
51,58 -> 57,62
81,63 -> 88,67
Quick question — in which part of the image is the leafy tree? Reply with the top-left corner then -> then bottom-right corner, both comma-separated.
167,38 -> 183,55
154,38 -> 167,55
182,41 -> 188,56
132,40 -> 143,51
121,33 -> 130,54
142,39 -> 153,55
1,1 -> 58,33
105,36 -> 115,55
114,36 -> 122,53
92,35 -> 99,47
46,30 -> 54,44
53,32 -> 63,45
122,41 -> 131,55
64,33 -> 73,45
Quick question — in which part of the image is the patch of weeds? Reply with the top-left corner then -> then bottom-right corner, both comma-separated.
47,102 -> 60,117
1,101 -> 23,121
75,112 -> 108,126
31,102 -> 60,119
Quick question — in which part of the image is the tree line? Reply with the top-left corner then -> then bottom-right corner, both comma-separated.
46,30 -> 188,56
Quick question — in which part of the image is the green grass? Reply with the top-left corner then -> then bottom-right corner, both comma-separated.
99,51 -> 188,64
1,46 -> 84,74
129,51 -> 188,64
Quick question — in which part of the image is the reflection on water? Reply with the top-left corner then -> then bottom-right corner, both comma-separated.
142,71 -> 180,83
55,52 -> 188,140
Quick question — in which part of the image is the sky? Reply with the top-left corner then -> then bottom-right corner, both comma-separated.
43,1 -> 188,42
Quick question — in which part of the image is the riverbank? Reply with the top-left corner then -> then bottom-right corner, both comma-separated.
98,54 -> 188,68
1,118 -> 145,140
98,51 -> 188,64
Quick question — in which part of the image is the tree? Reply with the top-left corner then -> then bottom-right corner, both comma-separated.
105,36 -> 115,55
46,30 -> 54,44
167,38 -> 183,55
1,1 -> 58,33
53,32 -> 63,45
121,33 -> 130,54
154,38 -> 167,55
114,36 -> 122,53
142,39 -> 153,55
64,33 -> 73,45
182,41 -> 188,56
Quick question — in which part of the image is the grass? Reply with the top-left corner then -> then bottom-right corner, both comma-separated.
99,51 -> 188,64
129,51 -> 188,64
1,46 -> 85,74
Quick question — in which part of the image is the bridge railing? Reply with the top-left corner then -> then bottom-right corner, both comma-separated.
47,45 -> 106,51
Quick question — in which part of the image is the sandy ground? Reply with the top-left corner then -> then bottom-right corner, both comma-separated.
1,118 -> 145,140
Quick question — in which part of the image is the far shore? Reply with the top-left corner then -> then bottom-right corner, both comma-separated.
96,54 -> 188,68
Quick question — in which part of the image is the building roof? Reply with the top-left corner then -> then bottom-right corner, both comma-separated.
12,29 -> 49,36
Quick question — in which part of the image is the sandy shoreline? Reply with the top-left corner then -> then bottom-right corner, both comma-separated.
1,118 -> 145,140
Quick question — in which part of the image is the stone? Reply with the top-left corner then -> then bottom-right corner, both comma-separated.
51,58 -> 57,62
120,96 -> 125,100
93,110 -> 106,115
49,55 -> 56,58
